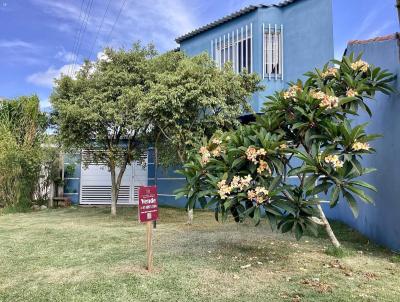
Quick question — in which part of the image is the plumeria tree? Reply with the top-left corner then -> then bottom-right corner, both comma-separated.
175,54 -> 394,247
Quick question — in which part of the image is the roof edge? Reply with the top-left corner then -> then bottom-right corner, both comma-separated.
175,0 -> 298,43
348,33 -> 400,46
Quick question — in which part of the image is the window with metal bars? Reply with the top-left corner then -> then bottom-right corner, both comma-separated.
263,24 -> 283,80
211,23 -> 253,74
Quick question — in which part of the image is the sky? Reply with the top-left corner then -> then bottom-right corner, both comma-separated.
0,0 -> 398,108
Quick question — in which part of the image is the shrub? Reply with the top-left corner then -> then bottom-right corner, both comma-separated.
0,96 -> 47,210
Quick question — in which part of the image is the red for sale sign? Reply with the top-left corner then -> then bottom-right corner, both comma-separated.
138,186 -> 158,223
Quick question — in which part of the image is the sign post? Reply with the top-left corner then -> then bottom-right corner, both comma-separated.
138,186 -> 158,271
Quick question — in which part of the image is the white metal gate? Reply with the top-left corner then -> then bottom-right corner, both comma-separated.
79,154 -> 148,205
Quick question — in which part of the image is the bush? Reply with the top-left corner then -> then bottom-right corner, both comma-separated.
0,96 -> 48,210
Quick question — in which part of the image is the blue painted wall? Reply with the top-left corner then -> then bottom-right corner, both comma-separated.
324,36 -> 400,252
147,149 -> 187,207
179,0 -> 334,112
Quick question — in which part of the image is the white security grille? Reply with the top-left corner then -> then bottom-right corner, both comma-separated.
132,186 -> 140,204
81,185 -> 130,204
211,23 -> 253,73
79,152 -> 148,205
263,23 -> 283,80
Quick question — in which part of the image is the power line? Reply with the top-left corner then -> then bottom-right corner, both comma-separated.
104,0 -> 128,48
68,0 -> 86,76
88,0 -> 112,61
72,0 -> 95,74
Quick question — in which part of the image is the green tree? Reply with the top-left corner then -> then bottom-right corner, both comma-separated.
141,51 -> 262,223
51,44 -> 156,216
0,95 -> 47,209
176,54 -> 394,246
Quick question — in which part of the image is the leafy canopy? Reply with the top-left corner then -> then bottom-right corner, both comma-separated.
51,43 -> 156,166
140,51 -> 262,165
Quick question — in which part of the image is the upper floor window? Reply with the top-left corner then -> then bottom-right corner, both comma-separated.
263,24 -> 283,80
211,23 -> 253,74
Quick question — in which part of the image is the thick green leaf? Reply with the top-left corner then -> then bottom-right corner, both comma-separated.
343,190 -> 359,218
253,207 -> 261,226
330,186 -> 341,207
350,180 -> 377,192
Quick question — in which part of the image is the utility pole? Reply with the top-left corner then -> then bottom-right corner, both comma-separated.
397,1 -> 400,62
397,0 -> 400,24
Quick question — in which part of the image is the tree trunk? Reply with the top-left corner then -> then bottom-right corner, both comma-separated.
317,204 -> 341,248
110,159 -> 128,217
187,207 -> 194,225
177,149 -> 194,224
110,166 -> 118,216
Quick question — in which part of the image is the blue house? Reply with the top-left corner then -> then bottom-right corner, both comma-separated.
177,0 -> 334,112
324,33 -> 400,252
63,0 -> 334,207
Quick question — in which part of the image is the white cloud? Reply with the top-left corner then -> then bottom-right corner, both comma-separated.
26,64 -> 79,88
363,21 -> 395,40
112,0 -> 198,50
351,2 -> 394,40
97,51 -> 111,62
0,39 -> 34,49
55,49 -> 76,63
30,0 -> 199,52
29,0 -> 82,22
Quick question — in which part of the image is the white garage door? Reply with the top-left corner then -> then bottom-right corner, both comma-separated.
80,154 -> 148,205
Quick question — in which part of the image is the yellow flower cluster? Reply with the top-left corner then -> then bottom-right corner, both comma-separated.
346,89 -> 358,97
211,146 -> 222,157
310,90 -> 325,100
217,175 -> 252,200
257,160 -> 271,175
319,95 -> 339,109
310,90 -> 339,109
352,141 -> 370,151
351,60 -> 369,73
245,147 -> 266,164
231,175 -> 252,190
247,187 -> 269,204
212,138 -> 222,145
279,143 -> 288,149
217,179 -> 231,200
321,67 -> 338,78
199,139 -> 224,164
283,85 -> 302,99
324,154 -> 344,169
199,146 -> 211,164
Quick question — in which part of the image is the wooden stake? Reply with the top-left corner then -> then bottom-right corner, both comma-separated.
146,221 -> 153,271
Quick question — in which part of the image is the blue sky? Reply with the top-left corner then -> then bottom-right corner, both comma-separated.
0,0 -> 398,108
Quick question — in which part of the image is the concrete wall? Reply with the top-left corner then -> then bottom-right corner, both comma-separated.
179,0 -> 334,112
324,37 -> 400,252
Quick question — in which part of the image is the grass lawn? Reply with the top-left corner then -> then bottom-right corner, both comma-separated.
0,207 -> 399,302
